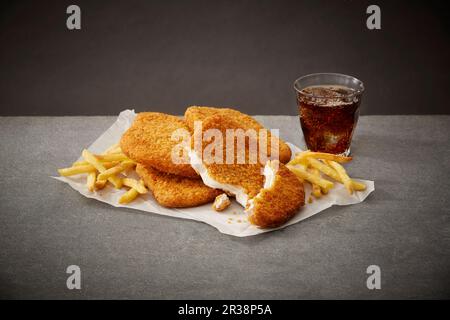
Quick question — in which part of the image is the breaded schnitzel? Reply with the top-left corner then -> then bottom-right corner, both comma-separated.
246,160 -> 305,228
121,112 -> 198,178
185,106 -> 292,164
136,164 -> 221,208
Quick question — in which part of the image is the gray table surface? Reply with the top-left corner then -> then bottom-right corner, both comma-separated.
0,115 -> 449,299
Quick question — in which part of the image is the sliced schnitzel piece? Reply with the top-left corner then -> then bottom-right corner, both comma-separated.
189,114 -> 304,227
121,112 -> 198,178
185,106 -> 292,164
189,114 -> 266,207
246,160 -> 305,228
136,164 -> 221,208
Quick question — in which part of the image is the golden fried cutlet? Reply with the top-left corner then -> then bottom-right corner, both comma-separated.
185,106 -> 292,164
247,160 -> 305,228
189,114 -> 265,207
136,164 -> 221,208
121,112 -> 199,178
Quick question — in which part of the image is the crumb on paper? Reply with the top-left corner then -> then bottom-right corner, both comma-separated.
308,196 -> 313,204
212,193 -> 231,212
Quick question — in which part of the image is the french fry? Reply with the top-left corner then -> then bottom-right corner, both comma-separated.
103,143 -> 120,154
326,160 -> 353,194
97,161 -> 135,181
82,149 -> 123,189
287,165 -> 334,190
106,146 -> 122,154
73,152 -> 129,165
351,180 -> 366,191
287,163 -> 306,182
58,165 -> 96,176
295,151 -> 311,157
119,180 -> 146,204
95,179 -> 107,190
72,160 -> 86,167
103,161 -> 123,168
287,152 -> 310,167
307,157 -> 366,191
95,153 -> 129,162
122,178 -> 147,194
295,150 -> 352,164
82,149 -> 106,171
306,157 -> 342,181
119,188 -> 139,204
72,160 -> 120,168
86,171 -> 97,192
312,184 -> 322,197
309,168 -> 323,198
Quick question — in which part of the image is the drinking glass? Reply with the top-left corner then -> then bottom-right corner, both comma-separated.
294,73 -> 364,155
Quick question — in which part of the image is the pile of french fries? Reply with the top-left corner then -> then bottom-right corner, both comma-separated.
286,150 -> 366,200
57,144 -> 147,204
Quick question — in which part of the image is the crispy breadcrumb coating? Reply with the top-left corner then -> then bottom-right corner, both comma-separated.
136,164 -> 221,208
185,106 -> 292,163
121,112 -> 198,178
192,114 -> 265,201
248,161 -> 305,228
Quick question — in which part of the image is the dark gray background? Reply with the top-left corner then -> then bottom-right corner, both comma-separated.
1,0 -> 449,116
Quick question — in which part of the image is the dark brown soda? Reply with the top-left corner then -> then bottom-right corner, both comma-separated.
297,85 -> 361,154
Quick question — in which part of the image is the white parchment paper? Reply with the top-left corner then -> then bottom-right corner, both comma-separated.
53,110 -> 375,237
